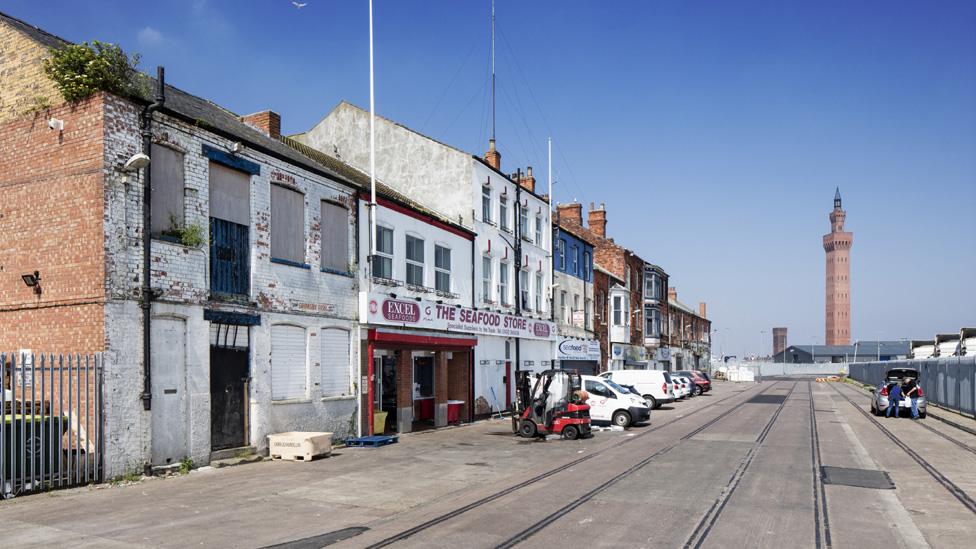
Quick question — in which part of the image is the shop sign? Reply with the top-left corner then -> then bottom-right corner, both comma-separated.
363,292 -> 556,341
611,343 -> 647,362
557,339 -> 601,361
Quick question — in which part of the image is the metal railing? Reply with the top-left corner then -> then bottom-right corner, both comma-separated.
848,357 -> 976,418
1,352 -> 103,498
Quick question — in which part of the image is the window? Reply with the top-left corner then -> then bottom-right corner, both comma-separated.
573,294 -> 580,326
482,256 -> 492,302
519,203 -> 529,239
320,328 -> 350,397
482,186 -> 492,223
405,235 -> 425,286
598,291 -> 607,323
500,194 -> 509,231
372,226 -> 393,279
585,298 -> 592,328
499,263 -> 510,306
560,291 -> 568,323
435,245 -> 451,292
583,252 -> 591,282
271,325 -> 307,400
535,216 -> 542,244
625,265 -> 632,290
584,380 -> 612,398
520,269 -> 530,310
271,185 -> 305,264
557,239 -> 566,270
320,201 -> 348,272
613,295 -> 623,326
571,245 -> 579,275
150,144 -> 185,237
645,306 -> 661,336
535,272 -> 543,312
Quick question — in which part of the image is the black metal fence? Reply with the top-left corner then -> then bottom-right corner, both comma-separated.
1,352 -> 103,498
848,357 -> 976,418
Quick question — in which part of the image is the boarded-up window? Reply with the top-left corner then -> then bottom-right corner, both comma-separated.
320,201 -> 348,272
320,328 -> 350,397
271,325 -> 306,400
209,162 -> 250,225
151,144 -> 184,236
271,185 -> 304,264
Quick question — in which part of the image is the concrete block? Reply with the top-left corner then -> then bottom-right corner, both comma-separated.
268,431 -> 333,461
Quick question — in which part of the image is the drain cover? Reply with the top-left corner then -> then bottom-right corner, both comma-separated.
821,466 -> 895,489
748,394 -> 788,404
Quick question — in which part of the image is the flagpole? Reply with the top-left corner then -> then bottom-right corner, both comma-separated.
368,0 -> 377,264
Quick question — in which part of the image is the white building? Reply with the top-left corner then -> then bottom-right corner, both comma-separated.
296,102 -> 556,417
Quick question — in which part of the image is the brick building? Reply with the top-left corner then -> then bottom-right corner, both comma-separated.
552,220 -> 600,374
667,288 -> 712,370
0,12 -> 369,475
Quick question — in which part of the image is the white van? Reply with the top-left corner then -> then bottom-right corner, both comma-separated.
599,370 -> 674,409
582,375 -> 651,428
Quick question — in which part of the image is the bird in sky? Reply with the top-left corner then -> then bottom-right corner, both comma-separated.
292,2 -> 307,8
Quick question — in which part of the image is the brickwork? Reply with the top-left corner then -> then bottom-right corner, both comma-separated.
823,192 -> 852,345
0,20 -> 63,124
0,94 -> 107,352
395,350 -> 412,409
447,351 -> 470,420
592,269 -> 611,371
625,253 -> 644,347
241,110 -> 281,139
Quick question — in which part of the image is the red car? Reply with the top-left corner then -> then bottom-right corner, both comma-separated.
675,370 -> 711,395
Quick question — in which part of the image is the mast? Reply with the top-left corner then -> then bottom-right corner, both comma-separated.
491,0 -> 496,142
368,0 -> 377,266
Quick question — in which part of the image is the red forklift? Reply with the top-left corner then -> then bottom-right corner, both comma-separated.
512,369 -> 591,440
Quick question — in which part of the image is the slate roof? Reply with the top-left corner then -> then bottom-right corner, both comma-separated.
0,10 -> 67,49
782,341 -> 910,357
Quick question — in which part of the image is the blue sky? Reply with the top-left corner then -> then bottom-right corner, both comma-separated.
7,0 -> 974,357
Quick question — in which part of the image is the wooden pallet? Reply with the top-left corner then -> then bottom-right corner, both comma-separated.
344,435 -> 398,448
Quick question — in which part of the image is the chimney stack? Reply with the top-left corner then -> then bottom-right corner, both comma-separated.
518,166 -> 536,193
241,110 -> 281,139
588,202 -> 607,238
668,287 -> 677,301
556,202 -> 583,226
699,302 -> 707,318
484,138 -> 501,170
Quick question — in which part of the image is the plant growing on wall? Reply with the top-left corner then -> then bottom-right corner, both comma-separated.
161,214 -> 206,248
43,41 -> 141,102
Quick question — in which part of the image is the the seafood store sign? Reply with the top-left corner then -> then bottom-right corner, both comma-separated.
363,292 -> 555,341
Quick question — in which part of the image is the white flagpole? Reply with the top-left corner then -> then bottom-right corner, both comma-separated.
368,0 -> 377,265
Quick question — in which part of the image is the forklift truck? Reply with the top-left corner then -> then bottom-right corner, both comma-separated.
512,369 -> 591,440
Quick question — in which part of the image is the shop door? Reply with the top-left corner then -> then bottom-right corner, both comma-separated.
210,346 -> 249,450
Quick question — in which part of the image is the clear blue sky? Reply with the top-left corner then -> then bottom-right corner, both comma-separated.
8,0 -> 974,357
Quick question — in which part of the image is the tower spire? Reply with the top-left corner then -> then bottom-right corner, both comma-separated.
834,187 -> 842,209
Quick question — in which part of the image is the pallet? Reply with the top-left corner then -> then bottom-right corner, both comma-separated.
344,435 -> 398,448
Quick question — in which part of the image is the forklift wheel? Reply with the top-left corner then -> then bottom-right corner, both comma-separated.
562,425 -> 580,440
518,420 -> 538,438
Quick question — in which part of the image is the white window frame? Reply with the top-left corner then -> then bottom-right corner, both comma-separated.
571,245 -> 578,275
499,262 -> 510,306
434,244 -> 451,293
613,295 -> 623,326
520,269 -> 530,311
482,256 -> 493,303
519,203 -> 529,240
405,234 -> 425,287
585,298 -> 592,329
499,194 -> 509,232
482,185 -> 492,223
373,225 -> 394,280
535,215 -> 542,245
561,291 -> 568,323
534,271 -> 543,312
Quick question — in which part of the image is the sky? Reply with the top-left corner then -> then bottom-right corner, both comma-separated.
6,0 -> 974,357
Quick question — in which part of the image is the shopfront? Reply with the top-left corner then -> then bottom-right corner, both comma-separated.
610,343 -> 649,370
556,338 -> 601,375
361,291 -> 555,434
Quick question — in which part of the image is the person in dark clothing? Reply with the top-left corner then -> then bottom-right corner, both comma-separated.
903,377 -> 920,420
886,382 -> 902,418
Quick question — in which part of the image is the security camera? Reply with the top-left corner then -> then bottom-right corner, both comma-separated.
229,142 -> 243,154
48,118 -> 64,131
123,152 -> 151,172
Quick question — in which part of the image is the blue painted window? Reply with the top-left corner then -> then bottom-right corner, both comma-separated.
210,218 -> 249,297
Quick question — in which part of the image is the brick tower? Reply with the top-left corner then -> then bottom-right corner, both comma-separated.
823,188 -> 853,345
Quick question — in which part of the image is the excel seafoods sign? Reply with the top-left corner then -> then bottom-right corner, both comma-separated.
363,293 -> 556,341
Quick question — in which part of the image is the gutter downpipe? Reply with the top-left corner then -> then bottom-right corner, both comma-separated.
514,170 -> 522,382
140,66 -> 165,411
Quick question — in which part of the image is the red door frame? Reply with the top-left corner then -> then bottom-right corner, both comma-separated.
505,361 -> 512,410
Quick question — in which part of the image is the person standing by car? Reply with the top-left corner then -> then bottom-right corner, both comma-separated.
886,382 -> 902,418
903,377 -> 920,420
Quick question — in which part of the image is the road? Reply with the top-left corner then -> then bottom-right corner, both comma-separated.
1,378 -> 974,548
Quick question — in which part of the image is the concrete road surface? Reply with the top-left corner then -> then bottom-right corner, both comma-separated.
1,378 -> 974,548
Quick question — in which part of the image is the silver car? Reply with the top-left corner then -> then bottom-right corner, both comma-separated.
869,367 -> 927,418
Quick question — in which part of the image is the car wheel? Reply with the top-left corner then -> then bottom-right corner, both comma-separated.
518,420 -> 537,438
694,385 -> 703,396
612,410 -> 632,428
643,395 -> 658,409
562,425 -> 579,440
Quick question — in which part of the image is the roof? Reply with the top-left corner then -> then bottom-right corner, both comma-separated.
0,10 -> 67,49
554,220 -> 596,246
280,136 -> 472,234
593,263 -> 623,283
781,341 -> 910,357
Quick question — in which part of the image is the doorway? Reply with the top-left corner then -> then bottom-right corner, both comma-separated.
210,346 -> 249,451
373,355 -> 397,435
413,356 -> 435,429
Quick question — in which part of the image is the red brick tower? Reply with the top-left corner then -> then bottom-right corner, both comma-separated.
823,188 -> 853,345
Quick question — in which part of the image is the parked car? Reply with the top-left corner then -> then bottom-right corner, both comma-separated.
672,376 -> 692,399
582,375 -> 651,427
870,368 -> 927,418
675,370 -> 711,395
599,369 -> 674,409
